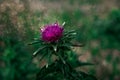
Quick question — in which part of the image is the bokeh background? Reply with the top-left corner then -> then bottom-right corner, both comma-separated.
0,0 -> 120,80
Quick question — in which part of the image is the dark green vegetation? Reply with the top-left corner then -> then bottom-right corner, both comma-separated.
0,0 -> 120,80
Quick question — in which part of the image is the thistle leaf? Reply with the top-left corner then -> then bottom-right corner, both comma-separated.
33,46 -> 46,56
28,41 -> 41,45
39,52 -> 47,62
78,71 -> 97,80
78,61 -> 94,67
57,53 -> 66,64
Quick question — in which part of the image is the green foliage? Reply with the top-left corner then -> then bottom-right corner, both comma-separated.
105,10 -> 120,41
29,24 -> 96,80
0,6 -> 39,80
61,10 -> 83,29
0,39 -> 39,80
1,0 -> 120,80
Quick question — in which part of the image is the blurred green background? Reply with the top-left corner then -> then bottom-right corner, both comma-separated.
0,0 -> 120,80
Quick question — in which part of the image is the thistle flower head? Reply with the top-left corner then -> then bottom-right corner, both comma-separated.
41,22 -> 64,42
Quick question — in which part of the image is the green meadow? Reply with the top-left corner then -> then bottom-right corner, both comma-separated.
0,0 -> 120,80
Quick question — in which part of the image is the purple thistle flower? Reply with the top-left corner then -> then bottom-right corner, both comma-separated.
41,22 -> 64,42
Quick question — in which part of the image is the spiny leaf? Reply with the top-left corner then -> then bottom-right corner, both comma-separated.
28,41 -> 41,45
57,53 -> 66,64
71,43 -> 85,47
72,61 -> 94,68
39,52 -> 47,62
33,46 -> 46,56
78,71 -> 97,80
78,61 -> 94,67
64,30 -> 76,35
47,49 -> 52,65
